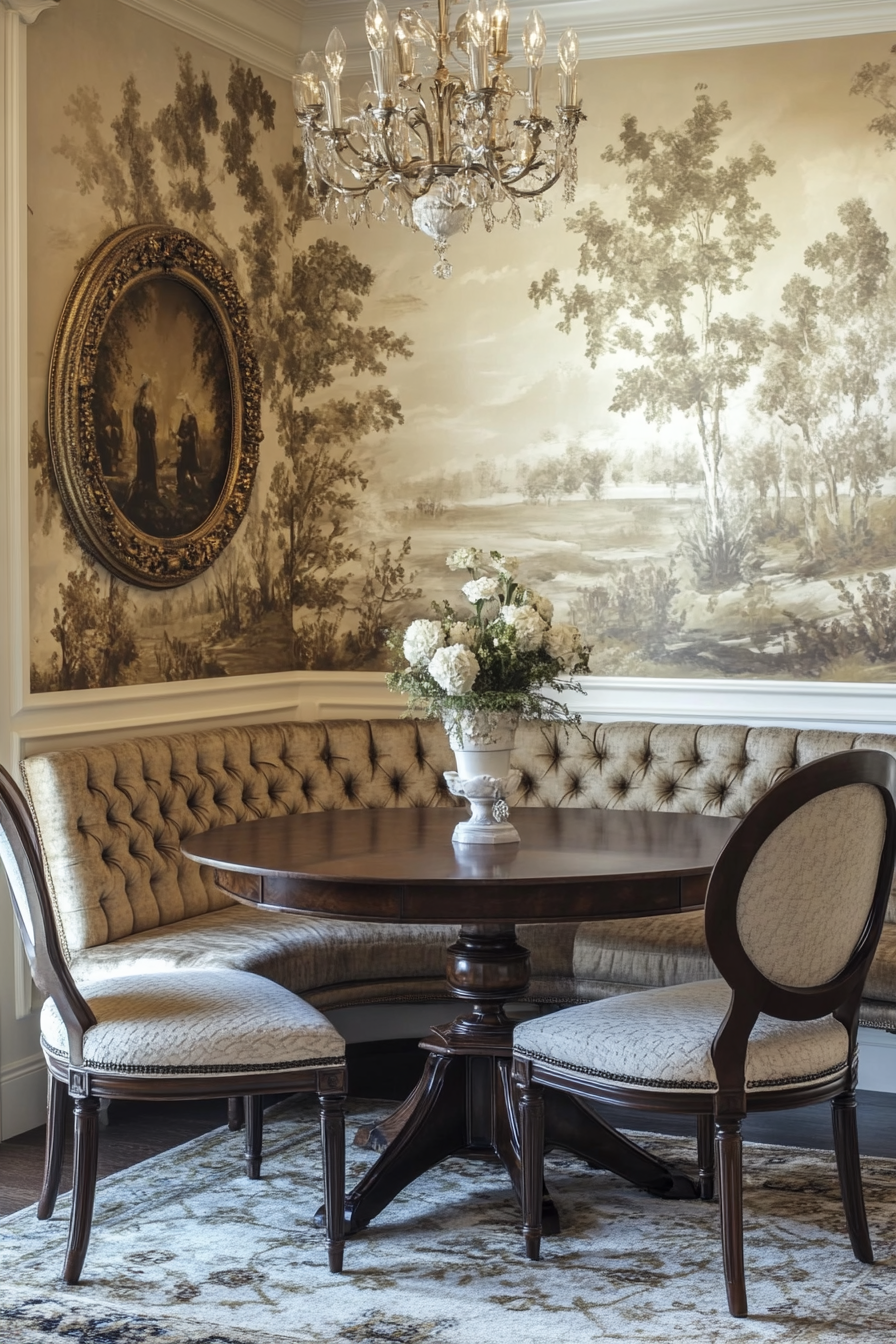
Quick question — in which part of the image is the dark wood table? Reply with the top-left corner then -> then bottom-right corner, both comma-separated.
183,806 -> 739,1234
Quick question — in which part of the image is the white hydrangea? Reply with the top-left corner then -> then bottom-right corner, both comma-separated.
448,621 -> 476,648
500,604 -> 546,652
463,576 -> 501,603
403,619 -> 445,667
446,547 -> 481,571
527,591 -> 554,623
544,622 -> 586,670
428,645 -> 480,695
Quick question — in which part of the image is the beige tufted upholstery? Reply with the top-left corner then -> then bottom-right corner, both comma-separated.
20,718 -> 896,1030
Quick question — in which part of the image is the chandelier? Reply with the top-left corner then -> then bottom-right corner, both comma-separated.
292,1 -> 585,278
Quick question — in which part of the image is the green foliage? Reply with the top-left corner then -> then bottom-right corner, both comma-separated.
386,552 -> 589,727
530,90 -> 776,586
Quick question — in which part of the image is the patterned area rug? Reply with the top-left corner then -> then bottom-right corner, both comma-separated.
0,1096 -> 894,1344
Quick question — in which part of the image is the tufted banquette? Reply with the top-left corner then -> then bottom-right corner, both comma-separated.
19,718 -> 896,1033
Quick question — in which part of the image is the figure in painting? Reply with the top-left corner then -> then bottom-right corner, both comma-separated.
130,376 -> 158,501
175,394 -> 201,497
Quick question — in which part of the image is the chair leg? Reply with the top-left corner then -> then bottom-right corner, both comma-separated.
227,1096 -> 245,1131
832,1090 -> 873,1264
244,1095 -> 263,1179
319,1094 -> 346,1273
716,1117 -> 747,1317
519,1079 -> 545,1261
63,1095 -> 100,1285
38,1073 -> 68,1221
697,1112 -> 715,1201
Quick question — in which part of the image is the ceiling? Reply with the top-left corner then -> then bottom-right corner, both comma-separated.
117,0 -> 896,79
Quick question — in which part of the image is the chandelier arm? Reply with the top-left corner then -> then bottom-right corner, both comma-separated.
305,136 -> 393,199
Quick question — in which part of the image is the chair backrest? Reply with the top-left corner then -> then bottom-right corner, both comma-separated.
704,750 -> 896,1097
0,764 -> 94,1061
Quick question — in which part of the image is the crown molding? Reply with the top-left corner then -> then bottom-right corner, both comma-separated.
1,0 -> 59,25
115,0 -> 300,77
99,2 -> 896,81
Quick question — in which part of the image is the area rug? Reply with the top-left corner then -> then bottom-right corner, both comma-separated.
0,1096 -> 894,1344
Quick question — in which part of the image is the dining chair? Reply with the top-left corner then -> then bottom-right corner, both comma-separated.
0,763 -> 348,1283
512,749 -> 896,1317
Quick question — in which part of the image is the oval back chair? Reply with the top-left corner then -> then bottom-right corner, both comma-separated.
0,762 -> 347,1282
513,749 -> 896,1317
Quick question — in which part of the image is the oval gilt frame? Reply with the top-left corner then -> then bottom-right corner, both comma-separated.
48,225 -> 263,589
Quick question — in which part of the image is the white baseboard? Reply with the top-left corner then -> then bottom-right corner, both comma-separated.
0,1051 -> 46,1139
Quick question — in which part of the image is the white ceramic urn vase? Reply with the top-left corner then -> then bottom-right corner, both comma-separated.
442,710 -> 520,845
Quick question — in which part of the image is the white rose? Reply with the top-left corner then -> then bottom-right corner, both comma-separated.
463,576 -> 500,603
544,622 -> 586,670
403,618 -> 445,666
527,591 -> 554,623
500,604 -> 546,652
448,621 -> 476,648
428,645 -> 480,695
447,547 -> 481,571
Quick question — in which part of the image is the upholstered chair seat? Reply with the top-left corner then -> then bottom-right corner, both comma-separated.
40,969 -> 345,1079
514,981 -> 849,1095
0,765 -> 348,1285
513,751 -> 896,1318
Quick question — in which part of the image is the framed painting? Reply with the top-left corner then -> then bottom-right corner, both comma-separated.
48,225 -> 262,588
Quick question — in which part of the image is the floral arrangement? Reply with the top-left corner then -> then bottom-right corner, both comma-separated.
386,548 -> 591,728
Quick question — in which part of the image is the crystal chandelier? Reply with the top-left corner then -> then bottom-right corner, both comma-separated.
293,0 -> 585,278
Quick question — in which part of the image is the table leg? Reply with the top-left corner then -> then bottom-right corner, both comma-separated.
329,922 -> 695,1234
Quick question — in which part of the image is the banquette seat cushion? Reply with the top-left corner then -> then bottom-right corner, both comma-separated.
20,717 -> 896,1029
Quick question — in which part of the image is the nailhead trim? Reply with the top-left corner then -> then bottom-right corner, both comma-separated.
43,1042 -> 345,1076
515,1048 -> 848,1092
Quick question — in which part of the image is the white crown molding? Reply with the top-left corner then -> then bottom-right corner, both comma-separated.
301,0 -> 896,74
115,0 -> 300,78
95,2 -> 896,82
1,0 -> 59,25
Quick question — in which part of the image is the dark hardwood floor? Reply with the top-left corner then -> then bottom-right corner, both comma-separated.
2,1043 -> 894,1220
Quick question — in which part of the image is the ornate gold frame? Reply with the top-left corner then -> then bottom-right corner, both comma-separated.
48,225 -> 262,589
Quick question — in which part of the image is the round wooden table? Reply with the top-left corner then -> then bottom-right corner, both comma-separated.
183,806 -> 739,1234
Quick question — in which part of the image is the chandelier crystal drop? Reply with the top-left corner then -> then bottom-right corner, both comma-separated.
293,0 -> 585,278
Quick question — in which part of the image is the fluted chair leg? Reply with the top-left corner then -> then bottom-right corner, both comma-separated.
519,1080 -> 545,1261
38,1074 -> 67,1221
244,1095 -> 263,1179
63,1096 -> 100,1285
697,1113 -> 715,1201
832,1090 -> 873,1264
319,1094 -> 345,1273
227,1097 -> 245,1131
716,1117 -> 747,1317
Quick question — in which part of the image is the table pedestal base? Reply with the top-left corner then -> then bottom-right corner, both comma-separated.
318,922 -> 696,1236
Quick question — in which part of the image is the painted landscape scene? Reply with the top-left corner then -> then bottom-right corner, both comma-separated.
26,5 -> 896,689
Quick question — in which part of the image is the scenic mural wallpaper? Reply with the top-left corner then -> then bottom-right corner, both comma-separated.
26,3 -> 896,690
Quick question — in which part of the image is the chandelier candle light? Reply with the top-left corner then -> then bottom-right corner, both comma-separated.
386,549 -> 591,844
293,1 -> 585,278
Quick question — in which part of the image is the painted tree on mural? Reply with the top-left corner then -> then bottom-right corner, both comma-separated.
758,199 -> 896,562
530,91 -> 777,588
37,52 -> 412,686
